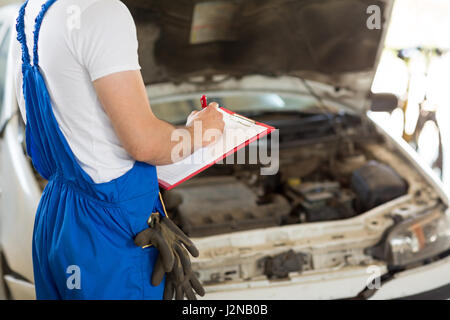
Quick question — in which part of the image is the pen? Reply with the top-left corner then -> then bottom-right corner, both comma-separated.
200,95 -> 208,109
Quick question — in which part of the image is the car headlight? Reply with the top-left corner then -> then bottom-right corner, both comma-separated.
372,205 -> 450,267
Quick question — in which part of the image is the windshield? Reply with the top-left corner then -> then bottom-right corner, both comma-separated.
149,91 -> 318,124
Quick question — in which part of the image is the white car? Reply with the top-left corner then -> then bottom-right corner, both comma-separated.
1,0 -> 450,300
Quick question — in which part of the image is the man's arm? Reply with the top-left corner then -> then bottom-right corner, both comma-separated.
93,70 -> 224,165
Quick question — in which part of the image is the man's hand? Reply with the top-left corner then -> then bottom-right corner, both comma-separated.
186,102 -> 225,150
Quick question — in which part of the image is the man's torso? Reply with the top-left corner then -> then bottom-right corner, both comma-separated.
13,0 -> 140,183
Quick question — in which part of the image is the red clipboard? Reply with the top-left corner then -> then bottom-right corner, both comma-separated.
157,107 -> 275,190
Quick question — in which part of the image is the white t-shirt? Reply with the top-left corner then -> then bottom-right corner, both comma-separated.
13,0 -> 140,183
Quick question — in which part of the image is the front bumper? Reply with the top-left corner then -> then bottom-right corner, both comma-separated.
199,255 -> 450,300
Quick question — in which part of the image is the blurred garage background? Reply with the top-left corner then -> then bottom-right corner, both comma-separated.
371,0 -> 450,194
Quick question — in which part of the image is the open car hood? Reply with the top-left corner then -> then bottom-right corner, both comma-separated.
124,0 -> 394,110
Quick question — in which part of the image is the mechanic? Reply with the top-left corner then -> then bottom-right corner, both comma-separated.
13,0 -> 224,299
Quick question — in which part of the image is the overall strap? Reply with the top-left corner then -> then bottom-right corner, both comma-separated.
15,0 -> 59,68
16,0 -> 31,68
32,0 -> 58,67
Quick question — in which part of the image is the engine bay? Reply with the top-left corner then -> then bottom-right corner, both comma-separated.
162,111 -> 409,238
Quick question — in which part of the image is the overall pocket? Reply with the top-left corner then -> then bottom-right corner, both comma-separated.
118,190 -> 160,237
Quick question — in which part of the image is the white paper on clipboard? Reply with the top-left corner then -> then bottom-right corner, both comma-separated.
156,108 -> 274,190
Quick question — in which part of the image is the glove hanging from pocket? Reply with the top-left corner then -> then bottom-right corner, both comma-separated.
134,195 -> 205,300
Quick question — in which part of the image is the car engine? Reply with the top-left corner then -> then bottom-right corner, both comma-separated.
162,112 -> 409,238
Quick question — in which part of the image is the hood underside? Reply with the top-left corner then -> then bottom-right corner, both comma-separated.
123,0 -> 393,98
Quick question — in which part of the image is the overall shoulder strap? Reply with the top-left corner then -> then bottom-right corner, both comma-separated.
32,0 -> 58,67
16,0 -> 31,68
15,0 -> 59,68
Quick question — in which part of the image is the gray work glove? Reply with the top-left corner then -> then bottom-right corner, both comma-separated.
134,213 -> 205,300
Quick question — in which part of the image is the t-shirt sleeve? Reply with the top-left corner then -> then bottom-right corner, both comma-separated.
70,0 -> 141,81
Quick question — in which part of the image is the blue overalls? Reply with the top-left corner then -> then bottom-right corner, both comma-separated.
16,0 -> 165,299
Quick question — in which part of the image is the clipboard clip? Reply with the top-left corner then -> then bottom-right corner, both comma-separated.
201,94 -> 255,127
232,113 -> 255,125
